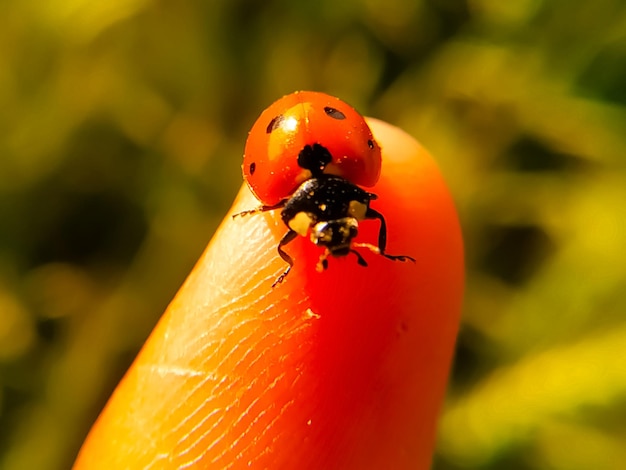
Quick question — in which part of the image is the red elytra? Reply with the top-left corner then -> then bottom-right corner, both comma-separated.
243,91 -> 382,206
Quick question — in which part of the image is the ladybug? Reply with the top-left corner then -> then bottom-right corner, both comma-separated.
236,91 -> 414,286
242,91 -> 382,206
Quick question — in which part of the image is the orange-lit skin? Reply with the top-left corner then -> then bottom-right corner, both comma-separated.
73,119 -> 464,470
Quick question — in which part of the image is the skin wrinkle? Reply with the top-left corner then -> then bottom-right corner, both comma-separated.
176,315 -> 313,463
175,399 -> 235,461
244,352 -> 312,467
163,393 -> 225,460
177,445 -> 207,470
182,302 -> 310,466
167,271 -> 316,466
224,407 -> 279,469
120,367 -> 208,456
182,304 -> 315,465
162,308 -> 232,366
205,272 -> 263,317
207,372 -> 288,465
181,365 -> 274,463
189,292 -> 264,353
220,302 -> 300,375
238,398 -> 299,469
144,452 -> 169,470
231,260 -> 276,302
200,288 -> 251,319
164,333 -> 249,445
144,364 -> 207,378
171,297 -> 314,463
222,260 -> 291,315
171,355 -> 255,455
198,215 -> 276,309
162,340 -> 235,431
235,318 -> 310,382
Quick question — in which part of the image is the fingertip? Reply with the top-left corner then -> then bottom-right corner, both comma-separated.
74,118 -> 463,470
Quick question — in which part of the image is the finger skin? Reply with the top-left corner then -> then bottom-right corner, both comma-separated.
73,119 -> 464,469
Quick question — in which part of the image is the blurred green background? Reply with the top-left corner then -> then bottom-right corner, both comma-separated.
1,0 -> 625,469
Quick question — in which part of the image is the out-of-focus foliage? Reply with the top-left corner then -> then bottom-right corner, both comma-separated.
0,0 -> 624,468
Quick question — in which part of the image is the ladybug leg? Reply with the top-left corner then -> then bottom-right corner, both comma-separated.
353,240 -> 416,263
364,208 -> 416,263
352,242 -> 380,256
350,249 -> 369,267
364,207 -> 389,252
316,249 -> 331,272
233,201 -> 286,219
273,229 -> 298,287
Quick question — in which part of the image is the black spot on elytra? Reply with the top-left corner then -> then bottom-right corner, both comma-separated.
367,139 -> 375,149
249,162 -> 256,175
324,107 -> 346,120
266,115 -> 284,133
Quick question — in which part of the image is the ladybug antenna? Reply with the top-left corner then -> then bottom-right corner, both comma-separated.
297,143 -> 332,176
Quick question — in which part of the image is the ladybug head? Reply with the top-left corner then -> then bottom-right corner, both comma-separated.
310,217 -> 359,256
